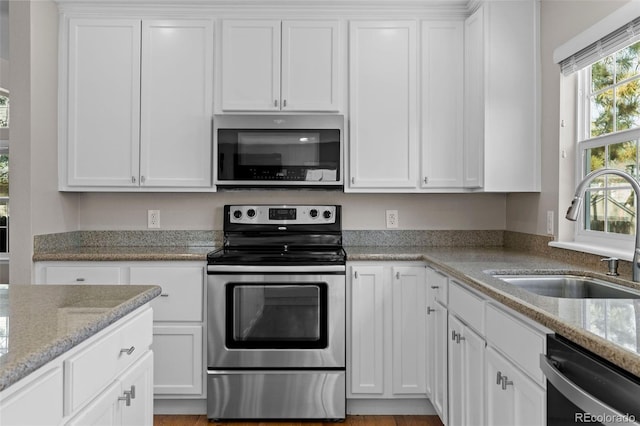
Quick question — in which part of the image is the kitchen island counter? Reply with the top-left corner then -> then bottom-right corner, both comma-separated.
0,283 -> 161,392
347,245 -> 640,378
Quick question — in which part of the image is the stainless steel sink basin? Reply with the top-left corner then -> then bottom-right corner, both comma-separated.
492,274 -> 640,299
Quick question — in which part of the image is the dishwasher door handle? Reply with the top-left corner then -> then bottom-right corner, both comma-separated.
540,354 -> 639,426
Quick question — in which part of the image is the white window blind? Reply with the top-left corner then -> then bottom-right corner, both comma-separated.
560,17 -> 640,75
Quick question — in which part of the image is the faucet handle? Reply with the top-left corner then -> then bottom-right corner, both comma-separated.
601,257 -> 620,276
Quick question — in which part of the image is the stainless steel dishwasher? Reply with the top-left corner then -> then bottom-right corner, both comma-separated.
541,334 -> 640,426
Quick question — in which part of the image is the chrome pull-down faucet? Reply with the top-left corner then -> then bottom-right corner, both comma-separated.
566,168 -> 640,282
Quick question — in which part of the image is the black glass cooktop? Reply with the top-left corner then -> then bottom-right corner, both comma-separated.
207,247 -> 346,266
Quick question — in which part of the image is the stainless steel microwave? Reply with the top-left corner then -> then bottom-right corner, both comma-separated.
213,115 -> 344,190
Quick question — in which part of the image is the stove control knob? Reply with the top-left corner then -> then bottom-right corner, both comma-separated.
323,210 -> 332,219
233,210 -> 242,219
247,209 -> 256,218
309,209 -> 319,218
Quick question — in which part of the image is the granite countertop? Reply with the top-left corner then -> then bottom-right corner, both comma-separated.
0,284 -> 161,392
32,245 -> 215,262
347,246 -> 640,378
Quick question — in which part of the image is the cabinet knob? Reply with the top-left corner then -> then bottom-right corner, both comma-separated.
274,99 -> 278,107
140,175 -> 146,184
430,285 -> 439,289
283,99 -> 287,107
75,277 -> 85,282
354,271 -> 359,279
427,306 -> 436,315
456,334 -> 466,344
496,371 -> 504,385
128,385 -> 136,399
131,176 -> 136,184
395,271 -> 400,279
160,293 -> 169,297
451,330 -> 458,341
120,346 -> 135,356
424,177 -> 429,184
351,177 -> 355,184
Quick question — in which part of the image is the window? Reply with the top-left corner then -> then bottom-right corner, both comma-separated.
576,41 -> 640,247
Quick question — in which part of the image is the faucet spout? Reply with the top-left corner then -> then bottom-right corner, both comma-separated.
566,168 -> 640,282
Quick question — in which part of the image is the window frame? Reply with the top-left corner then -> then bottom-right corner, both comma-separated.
574,63 -> 640,253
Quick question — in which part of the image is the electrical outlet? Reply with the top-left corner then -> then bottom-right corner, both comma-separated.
386,210 -> 399,229
546,210 -> 554,235
148,210 -> 160,229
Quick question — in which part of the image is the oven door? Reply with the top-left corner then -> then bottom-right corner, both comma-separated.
207,266 -> 345,369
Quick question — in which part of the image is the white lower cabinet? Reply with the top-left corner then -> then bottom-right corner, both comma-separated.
448,315 -> 485,426
0,306 -> 154,426
151,325 -> 203,395
348,263 -> 427,402
35,261 -> 206,405
67,351 -> 153,426
424,268 -> 547,426
0,366 -> 64,425
485,347 -> 545,426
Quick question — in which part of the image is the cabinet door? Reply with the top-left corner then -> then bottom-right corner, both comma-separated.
140,20 -> 213,187
349,265 -> 385,395
221,20 -> 281,111
462,324 -> 485,426
281,20 -> 341,111
391,266 -> 426,395
349,21 -> 418,189
450,315 -> 486,426
485,347 -> 545,426
151,325 -> 203,395
448,315 -> 465,426
120,351 -> 154,426
463,7 -> 484,189
432,301 -> 448,424
421,20 -> 464,188
66,381 -> 122,426
66,19 -> 141,187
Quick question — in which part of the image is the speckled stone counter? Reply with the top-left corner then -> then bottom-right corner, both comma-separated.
32,245 -> 214,262
347,246 -> 640,378
0,284 -> 161,392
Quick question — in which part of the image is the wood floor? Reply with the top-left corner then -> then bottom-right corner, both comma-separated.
154,415 -> 444,426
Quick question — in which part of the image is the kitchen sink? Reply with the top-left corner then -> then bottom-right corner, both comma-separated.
491,274 -> 640,299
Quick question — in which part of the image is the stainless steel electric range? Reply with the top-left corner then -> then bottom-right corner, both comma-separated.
206,204 -> 346,421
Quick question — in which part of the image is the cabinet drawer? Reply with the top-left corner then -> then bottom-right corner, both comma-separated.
427,267 -> 448,305
130,266 -> 203,322
64,307 -> 152,414
448,280 -> 485,334
486,304 -> 545,386
43,266 -> 122,285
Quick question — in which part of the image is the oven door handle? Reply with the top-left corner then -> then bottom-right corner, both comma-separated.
540,354 -> 638,426
207,265 -> 346,274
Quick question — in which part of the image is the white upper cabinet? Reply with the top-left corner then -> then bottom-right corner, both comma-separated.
348,21 -> 418,190
220,19 -> 341,112
421,20 -> 464,189
65,18 -> 142,188
140,20 -> 214,188
464,0 -> 540,192
61,18 -> 214,190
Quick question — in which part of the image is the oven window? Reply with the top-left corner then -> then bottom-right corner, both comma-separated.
225,283 -> 328,349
